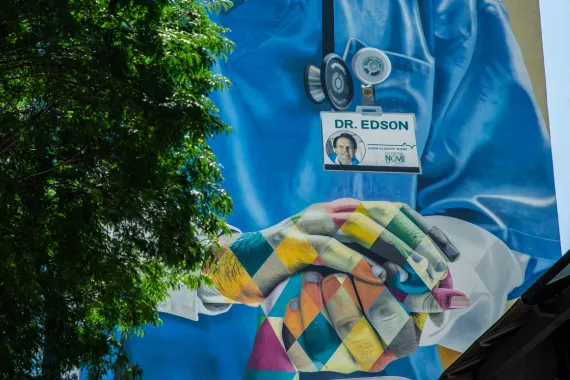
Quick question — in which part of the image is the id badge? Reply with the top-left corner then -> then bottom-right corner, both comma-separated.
320,107 -> 421,174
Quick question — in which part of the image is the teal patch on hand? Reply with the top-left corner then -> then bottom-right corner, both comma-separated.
230,232 -> 275,277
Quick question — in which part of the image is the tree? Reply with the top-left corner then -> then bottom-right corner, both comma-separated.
0,0 -> 234,378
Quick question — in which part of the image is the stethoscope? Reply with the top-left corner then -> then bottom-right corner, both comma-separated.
303,0 -> 392,111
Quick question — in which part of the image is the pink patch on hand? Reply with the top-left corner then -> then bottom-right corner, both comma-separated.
386,286 -> 408,303
312,256 -> 326,266
322,198 -> 361,214
431,288 -> 469,310
246,319 -> 296,372
370,347 -> 398,372
438,269 -> 453,289
323,199 -> 361,228
330,212 -> 353,229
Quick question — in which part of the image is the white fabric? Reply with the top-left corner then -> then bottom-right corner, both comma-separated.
157,285 -> 231,321
157,225 -> 241,321
157,287 -> 200,321
419,215 -> 530,352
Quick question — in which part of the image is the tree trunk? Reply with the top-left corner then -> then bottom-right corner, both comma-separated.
42,314 -> 61,378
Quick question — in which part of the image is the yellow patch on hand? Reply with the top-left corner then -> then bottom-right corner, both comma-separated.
211,251 -> 263,305
274,227 -> 319,273
343,317 -> 385,372
322,344 -> 360,374
340,211 -> 383,249
411,312 -> 428,331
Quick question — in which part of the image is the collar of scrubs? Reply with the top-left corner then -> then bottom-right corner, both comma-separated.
334,154 -> 360,165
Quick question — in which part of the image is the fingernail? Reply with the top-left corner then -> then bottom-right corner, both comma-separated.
304,272 -> 321,283
395,264 -> 409,283
445,245 -> 460,262
411,252 -> 424,263
372,265 -> 385,278
449,296 -> 470,309
289,299 -> 300,310
435,261 -> 447,272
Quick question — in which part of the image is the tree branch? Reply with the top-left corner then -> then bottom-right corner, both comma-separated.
0,74 -> 47,82
0,137 -> 19,154
35,97 -> 58,120
24,150 -> 88,179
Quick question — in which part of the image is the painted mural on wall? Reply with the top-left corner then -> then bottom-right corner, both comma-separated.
121,1 -> 561,379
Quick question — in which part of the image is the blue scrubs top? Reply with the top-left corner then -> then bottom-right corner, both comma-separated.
120,1 -> 561,379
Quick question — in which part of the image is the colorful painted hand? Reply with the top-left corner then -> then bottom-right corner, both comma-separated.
208,198 -> 463,303
243,269 -> 469,379
206,198 -> 471,378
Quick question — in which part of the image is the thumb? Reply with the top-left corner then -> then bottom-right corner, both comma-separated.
403,288 -> 471,312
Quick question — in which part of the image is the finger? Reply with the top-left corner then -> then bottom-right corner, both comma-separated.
348,232 -> 438,294
264,201 -> 421,291
321,198 -> 362,214
403,288 -> 471,312
262,203 -> 339,246
283,298 -> 316,372
322,274 -> 387,372
397,204 -> 460,262
353,275 -> 420,360
291,203 -> 342,237
260,227 -> 383,286
384,261 -> 430,295
244,227 -> 385,302
433,288 -> 471,310
402,292 -> 442,313
332,208 -> 443,291
359,202 -> 449,289
439,270 -> 454,289
306,235 -> 384,285
301,272 -> 359,373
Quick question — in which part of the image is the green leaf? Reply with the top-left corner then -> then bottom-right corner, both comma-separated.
0,0 -> 234,378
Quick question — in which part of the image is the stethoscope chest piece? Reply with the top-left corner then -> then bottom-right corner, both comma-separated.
304,53 -> 354,111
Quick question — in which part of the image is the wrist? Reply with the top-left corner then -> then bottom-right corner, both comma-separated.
204,225 -> 243,274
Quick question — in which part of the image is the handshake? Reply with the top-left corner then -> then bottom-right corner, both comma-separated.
206,198 -> 471,377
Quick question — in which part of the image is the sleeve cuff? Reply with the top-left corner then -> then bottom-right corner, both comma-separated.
157,287 -> 200,321
157,286 -> 233,321
157,223 -> 240,321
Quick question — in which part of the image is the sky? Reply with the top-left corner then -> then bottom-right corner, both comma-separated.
540,0 -> 570,252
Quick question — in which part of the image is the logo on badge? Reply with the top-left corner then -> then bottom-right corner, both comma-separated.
362,57 -> 384,77
385,151 -> 406,165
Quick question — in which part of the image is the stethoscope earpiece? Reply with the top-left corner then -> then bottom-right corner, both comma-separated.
303,53 -> 354,111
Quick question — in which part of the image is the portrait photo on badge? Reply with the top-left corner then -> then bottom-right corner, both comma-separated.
326,131 -> 366,166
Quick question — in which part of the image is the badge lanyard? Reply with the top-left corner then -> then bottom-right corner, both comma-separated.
303,0 -> 391,112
